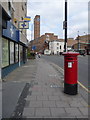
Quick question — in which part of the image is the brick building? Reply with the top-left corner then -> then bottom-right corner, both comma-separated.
29,32 -> 59,53
72,34 -> 90,50
29,15 -> 83,53
34,15 -> 40,40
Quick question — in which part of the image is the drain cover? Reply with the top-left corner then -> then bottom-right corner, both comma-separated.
50,85 -> 61,88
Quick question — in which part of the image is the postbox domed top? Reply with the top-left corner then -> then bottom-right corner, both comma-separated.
62,52 -> 80,56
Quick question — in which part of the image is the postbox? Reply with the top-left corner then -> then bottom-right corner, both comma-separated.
63,52 -> 79,95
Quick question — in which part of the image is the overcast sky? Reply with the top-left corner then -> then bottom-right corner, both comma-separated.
27,0 -> 89,41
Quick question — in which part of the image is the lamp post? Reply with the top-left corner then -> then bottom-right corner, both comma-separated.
0,5 -> 2,80
77,31 -> 80,51
64,0 -> 67,52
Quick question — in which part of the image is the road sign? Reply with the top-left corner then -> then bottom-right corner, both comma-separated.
24,17 -> 31,22
63,21 -> 67,29
18,21 -> 29,29
32,46 -> 36,50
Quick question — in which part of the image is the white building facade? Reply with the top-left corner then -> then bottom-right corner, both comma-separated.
49,40 -> 64,55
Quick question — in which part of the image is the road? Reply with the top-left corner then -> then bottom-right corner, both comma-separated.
42,55 -> 88,89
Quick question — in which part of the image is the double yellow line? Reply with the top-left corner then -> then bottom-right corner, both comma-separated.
58,65 -> 90,93
78,81 -> 90,93
50,62 -> 90,93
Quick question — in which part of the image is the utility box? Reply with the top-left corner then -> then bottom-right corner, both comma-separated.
63,52 -> 79,95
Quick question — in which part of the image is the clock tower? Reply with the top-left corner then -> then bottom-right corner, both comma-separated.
34,15 -> 40,40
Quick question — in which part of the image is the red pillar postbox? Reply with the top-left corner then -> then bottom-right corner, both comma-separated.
63,52 -> 79,95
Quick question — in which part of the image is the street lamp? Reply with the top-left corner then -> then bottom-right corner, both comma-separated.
77,31 -> 80,51
64,0 -> 67,52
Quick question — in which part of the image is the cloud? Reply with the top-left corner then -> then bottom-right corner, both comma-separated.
27,0 -> 89,41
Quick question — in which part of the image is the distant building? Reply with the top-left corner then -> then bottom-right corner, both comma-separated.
44,40 -> 64,55
49,40 -> 64,55
67,38 -> 77,50
73,34 -> 90,50
34,15 -> 40,40
29,31 -> 59,53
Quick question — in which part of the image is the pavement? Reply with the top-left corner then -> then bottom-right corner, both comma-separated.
1,57 -> 89,119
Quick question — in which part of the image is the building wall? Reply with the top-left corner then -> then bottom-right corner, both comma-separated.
75,35 -> 89,43
1,1 -> 28,78
73,43 -> 87,50
1,2 -> 8,12
29,32 -> 59,53
49,41 -> 64,55
2,1 -> 27,44
13,2 -> 27,44
73,34 -> 90,50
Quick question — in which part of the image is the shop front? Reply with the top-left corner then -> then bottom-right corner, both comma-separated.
2,21 -> 20,78
19,42 -> 27,65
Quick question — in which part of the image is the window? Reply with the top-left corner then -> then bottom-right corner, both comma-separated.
25,2 -> 27,6
10,41 -> 14,64
57,47 -> 59,49
2,38 -> 9,67
57,43 -> 59,45
15,43 -> 19,63
20,45 -> 23,61
22,5 -> 24,11
21,17 -> 23,20
60,46 -> 61,49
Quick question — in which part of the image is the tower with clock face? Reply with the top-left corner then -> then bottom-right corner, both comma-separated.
34,15 -> 40,40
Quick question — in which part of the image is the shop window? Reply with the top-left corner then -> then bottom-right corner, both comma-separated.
15,43 -> 19,63
2,38 -> 9,67
10,41 -> 14,64
20,45 -> 23,61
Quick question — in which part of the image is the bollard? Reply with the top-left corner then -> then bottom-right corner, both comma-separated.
63,52 -> 79,95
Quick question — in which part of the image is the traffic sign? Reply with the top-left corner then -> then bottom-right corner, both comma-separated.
63,21 -> 67,29
18,21 -> 29,29
32,46 -> 36,50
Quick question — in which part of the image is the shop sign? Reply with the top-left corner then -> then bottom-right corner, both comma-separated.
2,21 -> 19,42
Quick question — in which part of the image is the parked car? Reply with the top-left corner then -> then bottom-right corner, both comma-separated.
74,49 -> 86,56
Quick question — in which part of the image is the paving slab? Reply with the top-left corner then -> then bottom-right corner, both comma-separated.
79,107 -> 88,116
37,95 -> 48,101
56,101 -> 70,108
48,95 -> 60,101
43,101 -> 56,107
50,108 -> 66,117
4,58 -> 88,118
35,108 -> 51,117
65,108 -> 82,116
22,59 -> 88,118
23,108 -> 35,117
29,101 -> 43,108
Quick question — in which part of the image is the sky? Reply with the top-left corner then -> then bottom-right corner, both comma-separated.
27,0 -> 89,41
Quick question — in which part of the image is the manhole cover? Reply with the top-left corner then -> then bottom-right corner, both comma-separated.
50,85 -> 61,88
49,74 -> 57,77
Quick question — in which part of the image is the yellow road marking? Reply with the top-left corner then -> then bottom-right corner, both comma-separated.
78,81 -> 90,93
49,61 -> 90,93
59,66 -> 90,93
87,105 -> 90,107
